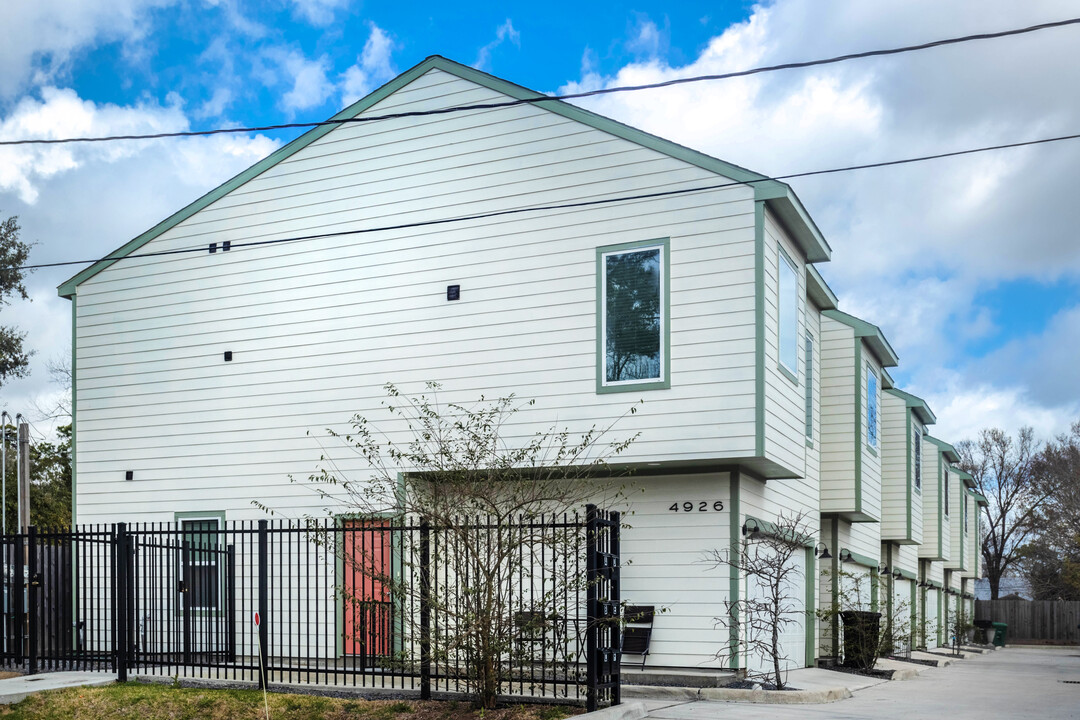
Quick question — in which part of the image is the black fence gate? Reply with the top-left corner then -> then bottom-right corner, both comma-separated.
1,509 -> 621,707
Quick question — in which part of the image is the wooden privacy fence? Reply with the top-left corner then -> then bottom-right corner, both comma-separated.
975,600 -> 1080,644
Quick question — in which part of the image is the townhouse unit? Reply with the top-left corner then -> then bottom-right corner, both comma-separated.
58,55 -> 980,674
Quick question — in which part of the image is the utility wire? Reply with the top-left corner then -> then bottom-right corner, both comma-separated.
17,129 -> 1080,273
2,16 -> 1079,147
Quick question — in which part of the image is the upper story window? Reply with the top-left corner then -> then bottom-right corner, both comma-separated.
805,331 -> 814,439
964,493 -> 969,533
778,249 -> 798,375
944,468 -> 950,517
914,426 -> 922,490
866,364 -> 879,448
598,240 -> 669,392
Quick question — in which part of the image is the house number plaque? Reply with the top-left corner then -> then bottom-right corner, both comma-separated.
668,501 -> 725,512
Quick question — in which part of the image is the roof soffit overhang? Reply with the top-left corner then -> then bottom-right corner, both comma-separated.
822,309 -> 900,367
884,387 -> 937,425
59,55 -> 833,299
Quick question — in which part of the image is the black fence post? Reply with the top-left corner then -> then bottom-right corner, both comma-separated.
419,518 -> 431,700
610,510 -> 621,707
226,544 -> 236,662
115,522 -> 128,682
585,505 -> 598,713
258,520 -> 269,691
27,526 -> 38,676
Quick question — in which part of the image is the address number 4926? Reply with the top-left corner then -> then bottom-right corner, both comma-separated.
669,501 -> 725,512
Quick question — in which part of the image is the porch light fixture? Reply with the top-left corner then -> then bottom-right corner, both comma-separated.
814,542 -> 831,560
839,549 -> 854,563
892,569 -> 903,579
878,563 -> 890,575
917,580 -> 928,588
741,518 -> 763,539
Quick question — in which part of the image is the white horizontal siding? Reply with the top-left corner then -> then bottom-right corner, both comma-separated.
879,394 -> 908,539
75,68 -> 764,524
819,319 -> 854,514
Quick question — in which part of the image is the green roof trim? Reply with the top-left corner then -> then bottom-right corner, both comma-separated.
881,367 -> 895,390
743,515 -> 815,548
839,548 -> 879,569
806,264 -> 838,310
953,467 -> 976,489
969,490 -> 989,506
822,309 -> 900,367
924,435 -> 961,463
59,55 -> 831,298
884,387 -> 937,425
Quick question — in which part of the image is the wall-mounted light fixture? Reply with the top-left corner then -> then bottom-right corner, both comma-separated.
892,569 -> 904,579
839,549 -> 854,563
878,563 -> 890,576
814,542 -> 832,560
741,518 -> 762,539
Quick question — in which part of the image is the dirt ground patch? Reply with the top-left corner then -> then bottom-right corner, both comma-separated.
0,682 -> 585,720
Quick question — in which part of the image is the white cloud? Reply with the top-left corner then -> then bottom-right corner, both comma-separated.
474,19 -> 521,72
558,0 -> 1080,438
0,89 -> 279,423
268,49 -> 335,114
0,0 -> 176,98
340,24 -> 398,106
625,15 -> 668,58
288,0 -> 349,27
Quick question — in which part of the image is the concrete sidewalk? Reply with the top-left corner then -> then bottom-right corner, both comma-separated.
633,647 -> 1079,720
0,672 -> 115,705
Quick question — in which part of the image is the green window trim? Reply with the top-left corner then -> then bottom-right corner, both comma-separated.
866,362 -> 879,450
777,244 -> 799,377
595,238 -> 671,394
174,511 -> 227,618
804,331 -> 814,440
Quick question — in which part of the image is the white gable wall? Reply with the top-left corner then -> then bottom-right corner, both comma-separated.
74,68 -> 768,524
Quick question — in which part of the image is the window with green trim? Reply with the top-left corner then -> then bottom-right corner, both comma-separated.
944,469 -> 950,517
601,244 -> 664,386
866,364 -> 878,448
914,426 -> 922,490
804,331 -> 814,439
182,518 -> 221,611
964,494 -> 969,533
778,249 -> 798,374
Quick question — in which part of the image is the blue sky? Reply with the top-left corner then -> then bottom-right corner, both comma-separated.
3,0 -> 1080,443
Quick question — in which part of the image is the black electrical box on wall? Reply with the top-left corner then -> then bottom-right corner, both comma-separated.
447,285 -> 460,301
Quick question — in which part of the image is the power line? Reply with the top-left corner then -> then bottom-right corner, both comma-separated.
2,16 -> 1079,148
19,129 -> 1080,273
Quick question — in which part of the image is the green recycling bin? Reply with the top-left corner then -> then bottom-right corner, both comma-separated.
991,621 -> 1007,647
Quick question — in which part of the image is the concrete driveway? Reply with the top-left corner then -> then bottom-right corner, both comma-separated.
638,647 -> 1080,720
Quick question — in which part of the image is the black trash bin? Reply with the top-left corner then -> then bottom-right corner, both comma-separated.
973,619 -> 993,645
841,610 -> 882,670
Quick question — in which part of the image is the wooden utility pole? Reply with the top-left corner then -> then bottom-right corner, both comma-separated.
18,422 -> 29,531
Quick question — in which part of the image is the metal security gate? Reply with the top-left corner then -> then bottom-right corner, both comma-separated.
2,513 -> 620,706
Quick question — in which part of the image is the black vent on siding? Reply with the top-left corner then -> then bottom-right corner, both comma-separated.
125,471 -> 134,481
223,241 -> 231,251
447,285 -> 460,301
209,242 -> 217,253
224,351 -> 233,362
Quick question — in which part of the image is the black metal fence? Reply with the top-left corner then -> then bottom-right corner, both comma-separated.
0,507 -> 620,708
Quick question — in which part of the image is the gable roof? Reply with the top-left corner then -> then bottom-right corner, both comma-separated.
59,55 -> 831,299
884,387 -> 937,425
806,264 -> 838,310
821,309 -> 900,367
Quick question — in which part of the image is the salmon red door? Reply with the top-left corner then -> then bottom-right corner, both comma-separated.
343,519 -> 393,660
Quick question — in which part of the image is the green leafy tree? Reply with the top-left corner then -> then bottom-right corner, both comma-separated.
0,215 -> 33,384
1,423 -> 72,530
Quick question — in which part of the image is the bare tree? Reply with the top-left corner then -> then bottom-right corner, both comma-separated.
286,382 -> 638,709
31,353 -> 72,423
710,512 -> 812,690
1022,421 -> 1080,599
957,427 -> 1050,599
